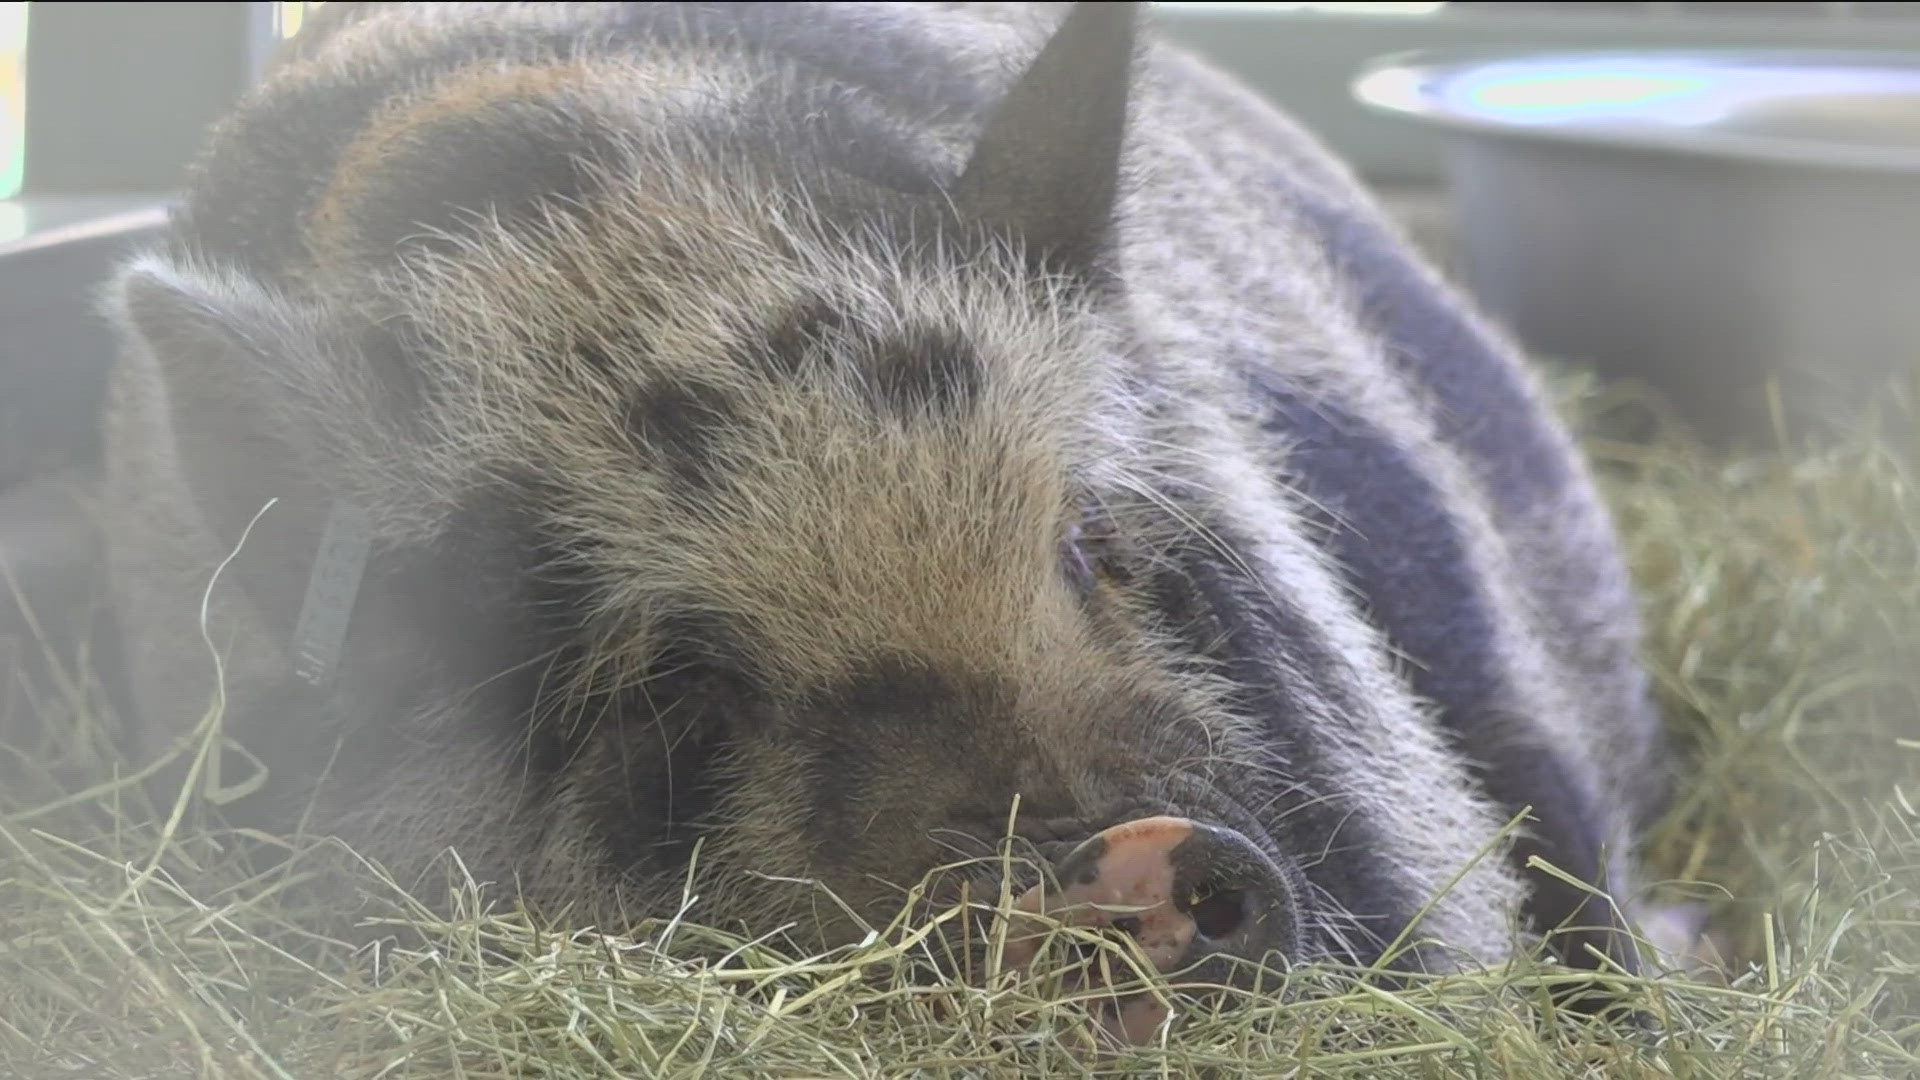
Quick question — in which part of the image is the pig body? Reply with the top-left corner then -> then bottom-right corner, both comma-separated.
101,1 -> 1662,984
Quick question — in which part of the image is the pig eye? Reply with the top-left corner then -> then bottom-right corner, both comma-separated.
1062,520 -> 1098,594
1062,504 -> 1126,595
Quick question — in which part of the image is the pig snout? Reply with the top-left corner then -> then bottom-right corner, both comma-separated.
999,815 -> 1299,1045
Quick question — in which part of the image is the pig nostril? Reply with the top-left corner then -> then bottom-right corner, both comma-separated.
1187,887 -> 1248,940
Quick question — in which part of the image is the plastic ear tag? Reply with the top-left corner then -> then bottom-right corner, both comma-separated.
290,501 -> 372,687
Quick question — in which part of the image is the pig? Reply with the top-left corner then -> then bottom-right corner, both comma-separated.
99,0 -> 1666,1040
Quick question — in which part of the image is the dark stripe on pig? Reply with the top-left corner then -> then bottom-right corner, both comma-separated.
1252,378 -> 1635,972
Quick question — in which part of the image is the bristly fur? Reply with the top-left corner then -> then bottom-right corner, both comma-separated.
98,1 -> 1664,980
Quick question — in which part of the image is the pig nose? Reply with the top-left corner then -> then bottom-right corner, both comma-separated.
1000,815 -> 1299,1044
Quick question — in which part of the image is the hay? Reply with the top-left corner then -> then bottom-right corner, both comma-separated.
2,370 -> 1915,1078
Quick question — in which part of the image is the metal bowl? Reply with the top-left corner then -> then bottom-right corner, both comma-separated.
1356,50 -> 1920,442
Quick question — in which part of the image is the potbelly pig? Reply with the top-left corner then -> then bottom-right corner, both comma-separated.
99,0 -> 1667,1041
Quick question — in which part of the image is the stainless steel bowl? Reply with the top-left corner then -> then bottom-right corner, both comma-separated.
1356,50 -> 1920,441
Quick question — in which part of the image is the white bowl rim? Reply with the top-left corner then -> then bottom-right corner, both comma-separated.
1354,48 -> 1920,174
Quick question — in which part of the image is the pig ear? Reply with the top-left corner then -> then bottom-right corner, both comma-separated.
952,0 -> 1138,274
107,257 -> 345,631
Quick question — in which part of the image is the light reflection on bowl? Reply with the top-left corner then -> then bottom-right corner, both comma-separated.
1357,52 -> 1920,172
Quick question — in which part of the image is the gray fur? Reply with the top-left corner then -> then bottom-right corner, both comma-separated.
99,1 -> 1663,976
